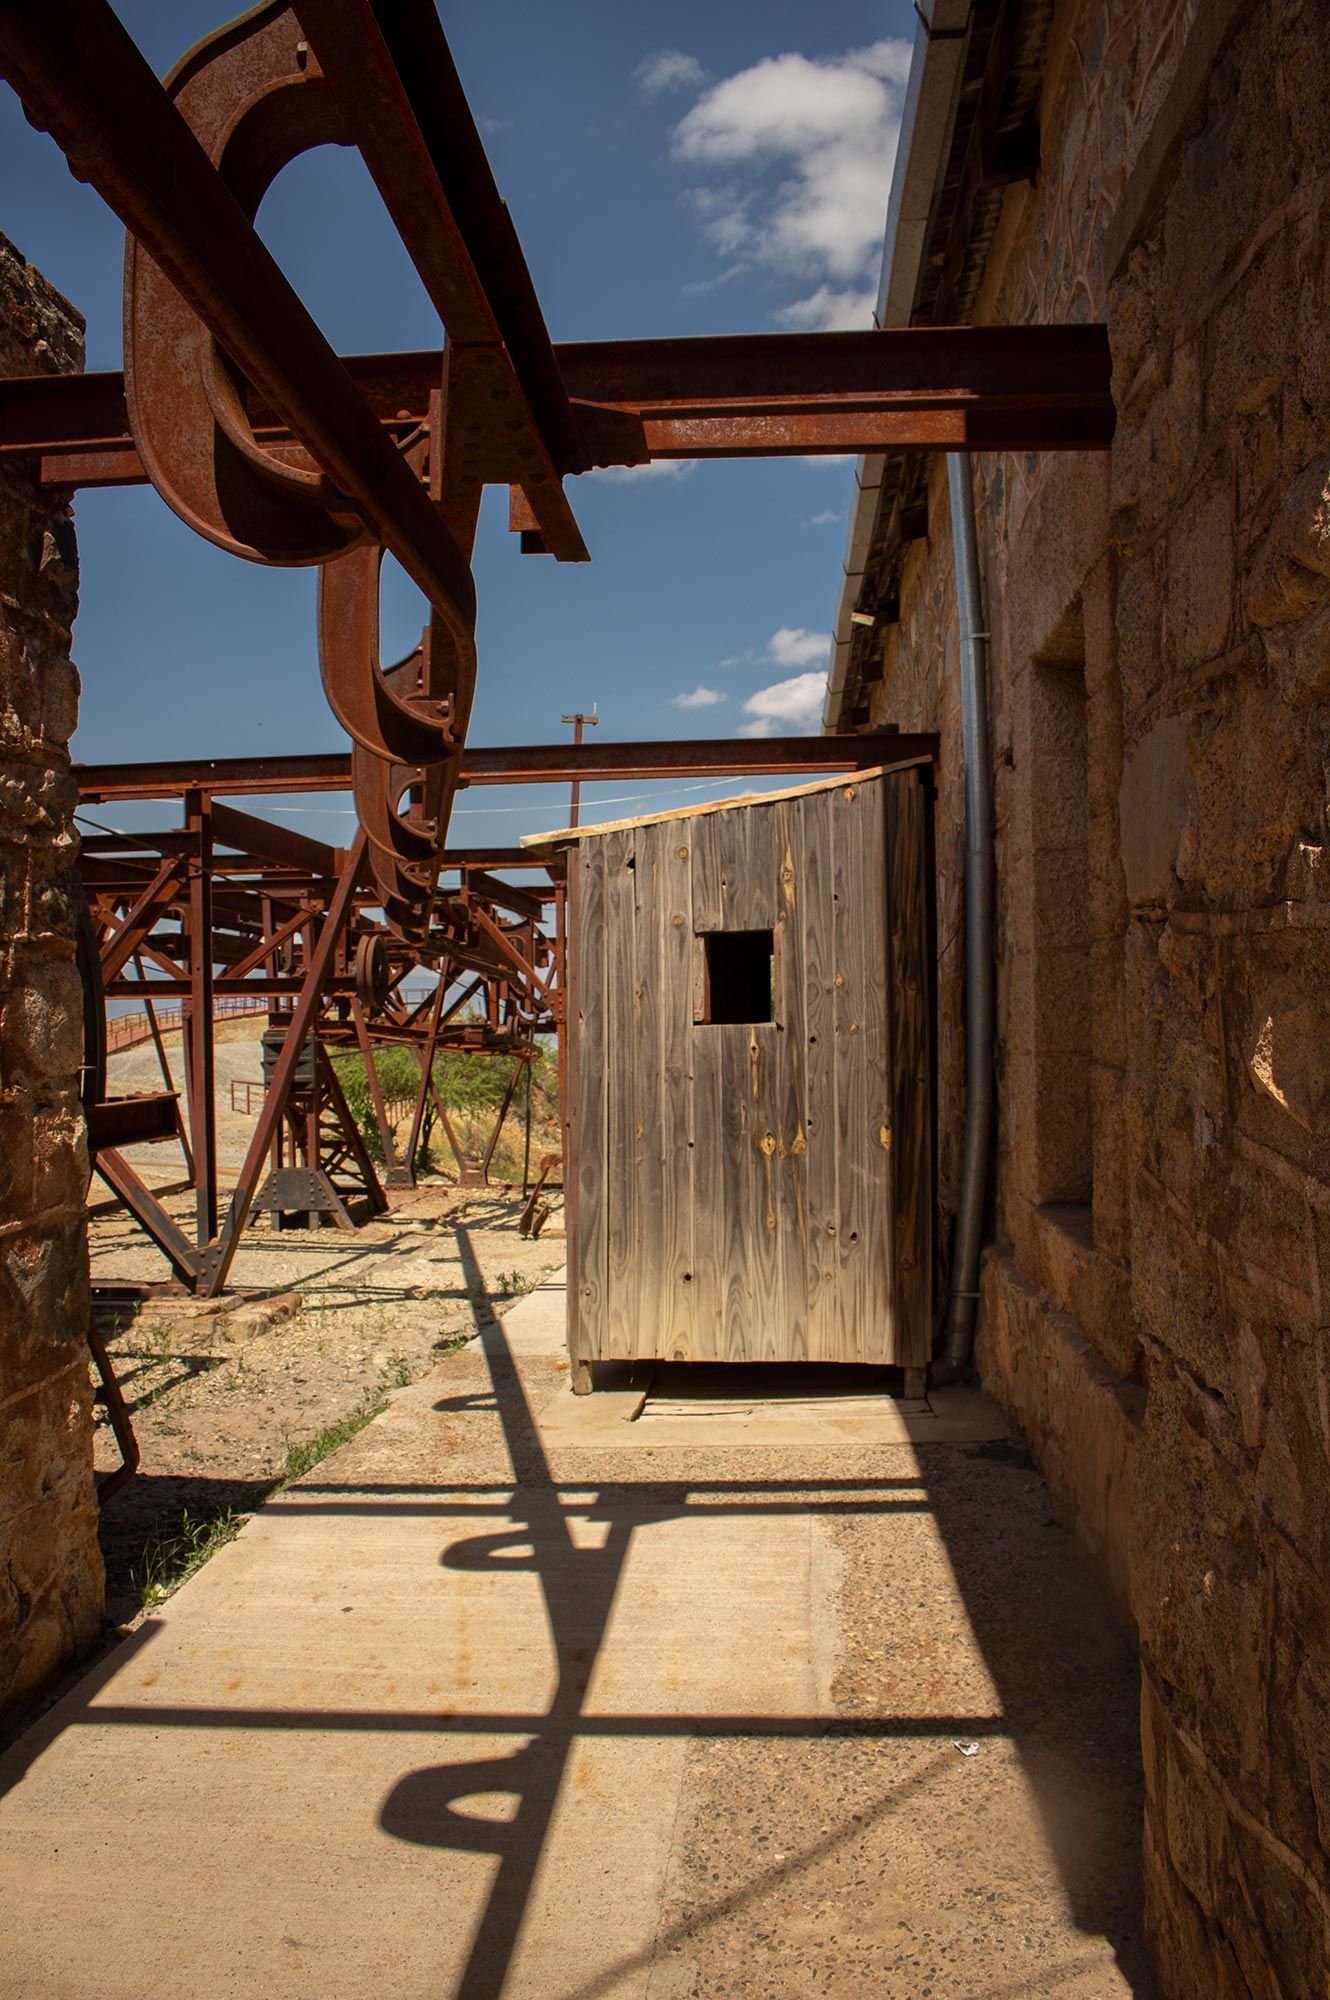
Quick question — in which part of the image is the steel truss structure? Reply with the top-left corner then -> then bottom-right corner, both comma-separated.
79,771 -> 561,1297
0,0 -> 1111,1293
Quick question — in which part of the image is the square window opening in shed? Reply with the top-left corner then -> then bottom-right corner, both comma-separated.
697,929 -> 775,1024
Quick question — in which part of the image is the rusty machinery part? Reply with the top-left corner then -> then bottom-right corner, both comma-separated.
354,933 -> 391,1013
318,539 -> 459,766
323,523 -> 475,934
123,3 -> 369,568
120,2 -> 476,938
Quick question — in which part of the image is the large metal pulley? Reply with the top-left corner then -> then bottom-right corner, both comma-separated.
354,933 -> 391,1013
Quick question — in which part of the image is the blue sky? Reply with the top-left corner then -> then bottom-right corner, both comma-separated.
1,1 -> 915,848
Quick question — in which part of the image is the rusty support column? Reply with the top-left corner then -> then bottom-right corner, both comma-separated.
351,998 -> 410,1189
405,974 -> 447,1174
133,948 -> 194,1182
481,1055 -> 524,1184
184,787 -> 216,1240
198,834 -> 366,1296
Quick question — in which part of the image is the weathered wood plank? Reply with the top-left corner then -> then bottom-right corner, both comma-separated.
628,822 -> 666,1358
717,807 -> 757,1362
602,826 -> 639,1360
830,782 -> 869,1362
887,767 -> 933,1369
570,843 -> 607,1374
798,791 -> 840,1360
739,808 -> 783,1358
691,804 -> 724,933
656,823 -> 696,1359
855,776 -> 895,1361
688,812 -> 725,1352
772,798 -> 809,1361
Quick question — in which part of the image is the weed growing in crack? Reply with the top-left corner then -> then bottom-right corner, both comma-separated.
281,1386 -> 385,1484
132,1509 -> 244,1609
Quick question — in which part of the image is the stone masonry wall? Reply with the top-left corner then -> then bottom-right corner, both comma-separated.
0,234 -> 101,1719
867,1 -> 1330,1992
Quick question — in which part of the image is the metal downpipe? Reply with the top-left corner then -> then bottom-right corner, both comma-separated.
941,452 -> 995,1373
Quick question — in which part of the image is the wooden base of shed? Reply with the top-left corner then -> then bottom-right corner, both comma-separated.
544,766 -> 938,1395
567,1356 -> 929,1398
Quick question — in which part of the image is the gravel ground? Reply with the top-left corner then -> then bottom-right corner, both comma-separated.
90,1182 -> 564,1622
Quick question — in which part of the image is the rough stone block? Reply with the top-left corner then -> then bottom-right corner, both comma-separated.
978,1248 -> 1140,1618
1165,469 -> 1236,668
1129,1173 -> 1226,1394
1090,1060 -> 1131,1263
1114,548 -> 1162,713
1119,714 -> 1188,907
1132,1353 -> 1270,1787
0,952 -> 83,1084
1028,842 -> 1090,949
1031,1050 -> 1093,1205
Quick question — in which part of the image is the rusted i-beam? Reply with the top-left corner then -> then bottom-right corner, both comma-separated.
0,0 -> 477,634
1,323 -> 1116,487
73,734 -> 939,802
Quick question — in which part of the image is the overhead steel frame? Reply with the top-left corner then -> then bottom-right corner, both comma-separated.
0,0 -> 1110,1291
80,784 -> 563,1294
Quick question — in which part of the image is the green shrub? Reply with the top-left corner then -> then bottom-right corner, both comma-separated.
331,1032 -> 559,1173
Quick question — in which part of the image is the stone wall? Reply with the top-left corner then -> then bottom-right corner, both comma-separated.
867,1 -> 1330,1992
0,234 -> 101,1720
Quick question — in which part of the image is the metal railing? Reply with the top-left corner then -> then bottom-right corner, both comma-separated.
107,995 -> 268,1058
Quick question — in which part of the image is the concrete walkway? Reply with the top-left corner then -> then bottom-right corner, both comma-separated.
0,1270 -> 1152,1998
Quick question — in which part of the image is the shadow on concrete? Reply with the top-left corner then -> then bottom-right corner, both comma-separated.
917,1439 -> 1154,1993
373,1228 -> 1155,1998
19,1225 -> 1152,1997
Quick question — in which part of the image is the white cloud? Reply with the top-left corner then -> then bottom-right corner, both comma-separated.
806,509 -> 840,527
672,686 -> 726,708
582,458 -> 698,485
670,40 -> 910,288
737,717 -> 778,738
637,50 -> 708,98
775,284 -> 876,333
768,625 -> 830,669
742,669 -> 829,733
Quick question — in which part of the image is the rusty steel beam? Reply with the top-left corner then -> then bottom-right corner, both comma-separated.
3,323 -> 1115,486
292,0 -> 587,560
74,734 -> 936,802
182,789 -> 218,1241
210,801 -> 346,881
0,0 -> 477,632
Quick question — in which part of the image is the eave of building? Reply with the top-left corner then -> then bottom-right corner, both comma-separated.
823,0 -> 1053,733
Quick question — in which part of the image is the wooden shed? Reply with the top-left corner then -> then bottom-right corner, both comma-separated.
530,763 -> 935,1392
